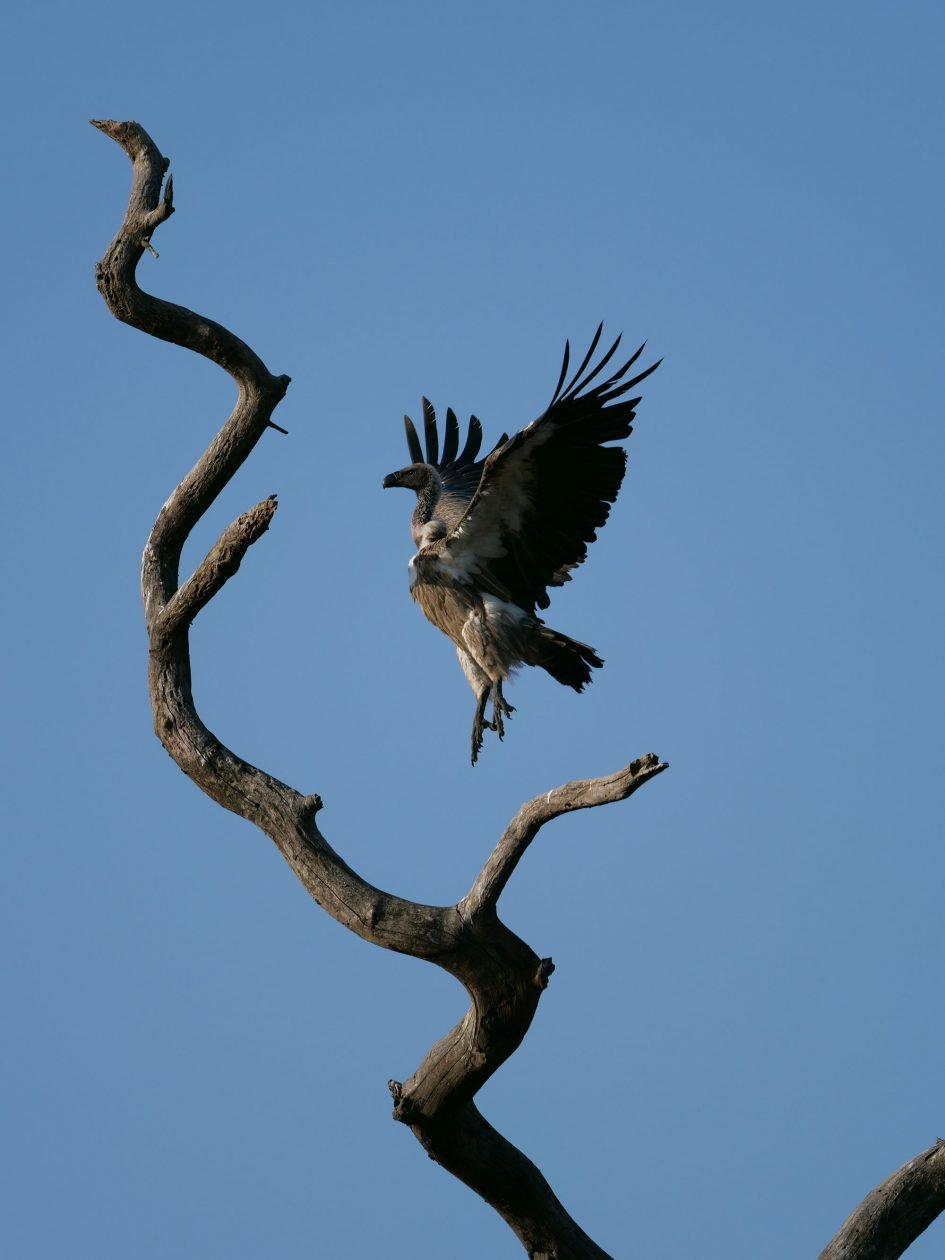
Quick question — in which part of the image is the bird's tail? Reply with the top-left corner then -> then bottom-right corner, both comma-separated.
527,626 -> 603,691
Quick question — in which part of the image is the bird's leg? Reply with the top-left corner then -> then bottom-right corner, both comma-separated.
471,686 -> 494,765
492,680 -> 515,740
495,680 -> 515,717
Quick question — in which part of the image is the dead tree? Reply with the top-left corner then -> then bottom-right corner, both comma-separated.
92,121 -> 945,1259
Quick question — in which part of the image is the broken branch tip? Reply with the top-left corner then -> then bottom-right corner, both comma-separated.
299,793 -> 323,819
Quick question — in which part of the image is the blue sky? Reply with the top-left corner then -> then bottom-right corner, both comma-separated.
3,2 -> 943,1256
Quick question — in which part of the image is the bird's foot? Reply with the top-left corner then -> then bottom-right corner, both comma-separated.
471,689 -> 500,764
493,683 -> 514,739
471,716 -> 493,764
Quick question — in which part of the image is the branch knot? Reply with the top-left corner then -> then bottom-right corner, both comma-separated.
388,1079 -> 420,1125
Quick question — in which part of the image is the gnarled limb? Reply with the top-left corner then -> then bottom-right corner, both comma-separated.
820,1140 -> 945,1260
93,119 -> 665,1259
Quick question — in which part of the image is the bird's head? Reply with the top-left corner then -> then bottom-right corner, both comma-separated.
382,463 -> 438,495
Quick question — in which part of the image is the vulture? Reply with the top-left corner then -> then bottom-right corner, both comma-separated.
383,325 -> 659,764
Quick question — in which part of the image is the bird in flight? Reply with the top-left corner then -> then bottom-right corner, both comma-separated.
383,325 -> 659,764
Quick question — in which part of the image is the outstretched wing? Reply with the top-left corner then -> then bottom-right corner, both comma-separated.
403,400 -> 507,531
438,326 -> 660,611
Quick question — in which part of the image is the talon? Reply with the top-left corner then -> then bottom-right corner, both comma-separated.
493,681 -> 514,731
470,687 -> 496,764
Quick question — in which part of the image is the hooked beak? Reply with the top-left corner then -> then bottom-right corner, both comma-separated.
382,471 -> 400,489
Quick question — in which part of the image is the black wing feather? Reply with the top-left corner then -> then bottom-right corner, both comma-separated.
562,331 -> 623,400
440,327 -> 659,613
441,408 -> 460,466
421,397 -> 439,466
548,338 -> 572,408
560,321 -> 606,399
403,415 -> 424,464
456,415 -> 484,465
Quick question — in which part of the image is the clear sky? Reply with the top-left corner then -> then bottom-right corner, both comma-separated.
3,2 -> 943,1257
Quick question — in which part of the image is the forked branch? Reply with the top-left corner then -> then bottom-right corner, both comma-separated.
93,118 -> 666,1260
93,117 -> 945,1260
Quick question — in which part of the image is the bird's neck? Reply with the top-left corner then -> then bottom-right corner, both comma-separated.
411,468 -> 442,528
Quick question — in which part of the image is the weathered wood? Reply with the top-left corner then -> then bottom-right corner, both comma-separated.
92,119 -> 667,1259
820,1141 -> 945,1260
462,754 -> 666,916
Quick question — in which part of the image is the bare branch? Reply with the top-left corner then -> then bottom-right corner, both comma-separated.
391,1098 -> 615,1260
820,1140 -> 945,1260
93,120 -> 665,1260
157,495 -> 278,636
92,119 -> 290,626
91,119 -> 273,391
93,119 -> 431,951
462,753 -> 668,917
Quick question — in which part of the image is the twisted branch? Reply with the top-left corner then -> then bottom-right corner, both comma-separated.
93,119 -> 666,1259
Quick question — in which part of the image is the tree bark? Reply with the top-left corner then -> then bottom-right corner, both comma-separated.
91,119 -> 667,1259
820,1140 -> 945,1260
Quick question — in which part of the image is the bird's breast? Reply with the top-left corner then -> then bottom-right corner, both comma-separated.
407,548 -> 463,592
407,553 -> 479,643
